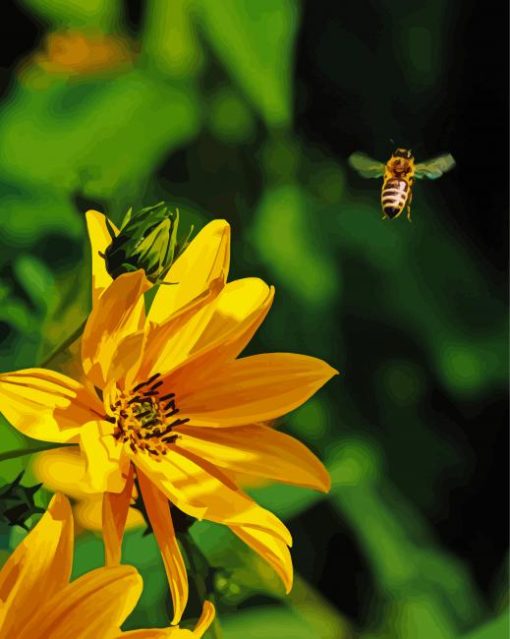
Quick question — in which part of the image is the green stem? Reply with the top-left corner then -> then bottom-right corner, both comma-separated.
0,443 -> 76,464
181,533 -> 223,639
40,320 -> 86,368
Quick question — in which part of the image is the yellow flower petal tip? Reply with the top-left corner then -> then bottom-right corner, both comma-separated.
193,600 -> 216,637
315,467 -> 332,493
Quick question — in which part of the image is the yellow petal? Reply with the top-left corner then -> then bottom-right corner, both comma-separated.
103,463 -> 135,565
112,601 -> 214,638
85,210 -> 116,304
189,278 -> 273,358
137,470 -> 188,625
143,278 -> 273,386
231,525 -> 293,593
134,449 -> 291,545
192,601 -> 216,638
177,423 -> 330,492
81,270 -> 149,389
149,220 -> 230,325
178,354 -> 338,427
110,330 -> 147,391
31,447 -> 90,500
80,420 -> 128,493
17,565 -> 142,639
137,277 -> 224,383
74,495 -> 144,532
0,494 -> 73,638
0,368 -> 102,442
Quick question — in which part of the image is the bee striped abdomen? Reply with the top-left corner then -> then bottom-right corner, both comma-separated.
381,178 -> 409,219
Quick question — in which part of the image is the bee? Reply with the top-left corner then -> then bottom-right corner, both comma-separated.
348,148 -> 455,220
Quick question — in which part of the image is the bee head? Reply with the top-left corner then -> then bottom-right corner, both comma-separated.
393,148 -> 413,159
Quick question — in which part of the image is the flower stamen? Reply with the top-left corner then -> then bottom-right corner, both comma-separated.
110,373 -> 188,458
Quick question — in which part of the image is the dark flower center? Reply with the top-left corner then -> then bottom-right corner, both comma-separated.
110,373 -> 188,457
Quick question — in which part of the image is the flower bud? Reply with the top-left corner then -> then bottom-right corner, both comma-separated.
104,202 -> 193,284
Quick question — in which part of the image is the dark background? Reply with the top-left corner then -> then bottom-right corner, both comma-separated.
293,0 -> 509,613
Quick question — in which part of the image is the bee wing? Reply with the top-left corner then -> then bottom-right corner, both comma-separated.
414,153 -> 456,179
348,152 -> 385,178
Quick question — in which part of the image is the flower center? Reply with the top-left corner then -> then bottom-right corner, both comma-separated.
109,373 -> 188,457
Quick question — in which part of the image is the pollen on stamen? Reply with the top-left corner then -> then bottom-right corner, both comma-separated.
109,373 -> 188,459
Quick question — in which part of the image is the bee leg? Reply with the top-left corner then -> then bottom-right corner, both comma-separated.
406,192 -> 413,222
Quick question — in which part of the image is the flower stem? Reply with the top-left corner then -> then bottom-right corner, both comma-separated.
0,442 -> 76,464
180,532 -> 223,638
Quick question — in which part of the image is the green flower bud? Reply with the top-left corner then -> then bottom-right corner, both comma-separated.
104,202 -> 193,284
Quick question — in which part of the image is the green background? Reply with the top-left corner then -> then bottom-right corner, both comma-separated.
0,1 -> 507,637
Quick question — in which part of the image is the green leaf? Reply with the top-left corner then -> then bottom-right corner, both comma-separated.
385,595 -> 457,639
462,611 -> 510,639
331,462 -> 486,635
20,0 -> 122,29
196,0 -> 299,128
142,0 -> 203,77
247,482 -> 325,520
252,184 -> 338,307
14,255 -> 56,314
0,186 -> 81,249
0,71 -> 200,201
208,87 -> 255,143
221,606 -> 319,639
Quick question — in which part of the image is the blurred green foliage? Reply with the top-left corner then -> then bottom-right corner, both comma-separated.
0,0 -> 506,637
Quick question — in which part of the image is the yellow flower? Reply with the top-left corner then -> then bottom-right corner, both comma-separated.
0,214 -> 337,624
0,492 -> 214,638
33,30 -> 135,77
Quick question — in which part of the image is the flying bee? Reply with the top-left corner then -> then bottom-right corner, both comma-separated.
348,148 -> 455,220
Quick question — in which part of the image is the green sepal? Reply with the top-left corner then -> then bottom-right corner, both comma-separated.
0,472 -> 44,530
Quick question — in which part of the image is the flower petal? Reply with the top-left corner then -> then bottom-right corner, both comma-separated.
0,494 -> 73,638
192,601 -> 216,638
143,278 -> 273,385
176,423 -> 330,492
177,354 -> 338,427
82,270 -> 150,388
75,496 -> 144,532
17,565 -> 142,639
137,277 -> 224,383
188,278 -> 273,358
32,447 -> 90,500
80,420 -> 129,493
134,448 -> 291,545
149,220 -> 230,325
0,369 -> 102,442
184,280 -> 274,377
103,463 -> 135,565
230,525 -> 293,593
85,210 -> 117,303
114,604 -> 215,639
137,470 -> 188,625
